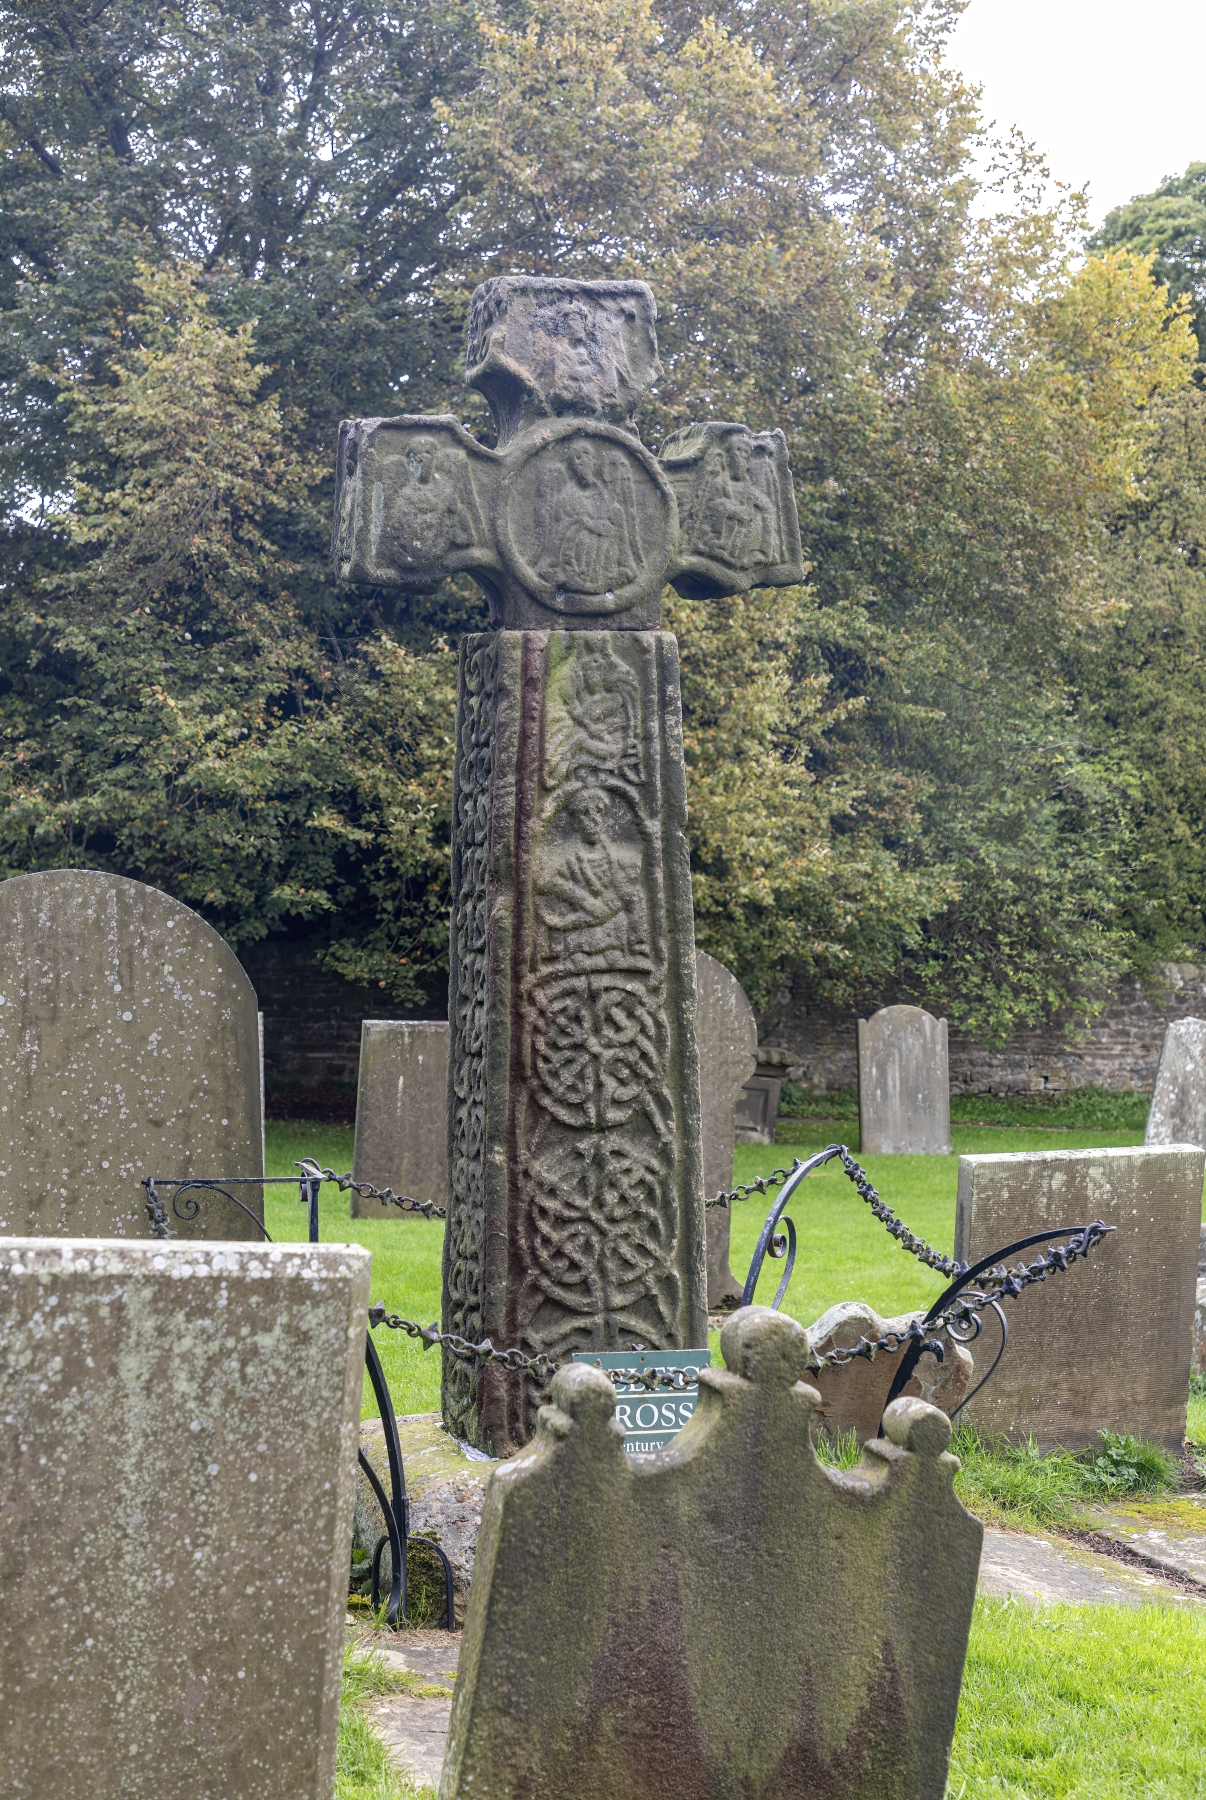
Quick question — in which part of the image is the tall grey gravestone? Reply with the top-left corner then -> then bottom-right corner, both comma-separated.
334,277 -> 804,1454
955,1145 -> 1203,1450
1145,1016 -> 1206,1148
694,950 -> 757,1309
858,1004 -> 950,1155
352,1019 -> 449,1215
0,1237 -> 370,1800
0,870 -> 263,1238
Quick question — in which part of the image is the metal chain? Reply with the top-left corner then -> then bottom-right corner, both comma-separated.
367,1220 -> 1110,1383
296,1159 -> 447,1220
703,1147 -> 959,1278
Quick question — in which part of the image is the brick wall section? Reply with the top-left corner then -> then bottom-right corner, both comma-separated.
756,963 -> 1206,1096
244,939 -> 1206,1098
239,940 -> 443,1090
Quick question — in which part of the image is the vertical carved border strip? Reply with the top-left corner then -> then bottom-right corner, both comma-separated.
442,634 -> 498,1443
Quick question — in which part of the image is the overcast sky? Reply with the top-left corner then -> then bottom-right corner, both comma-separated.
947,0 -> 1206,226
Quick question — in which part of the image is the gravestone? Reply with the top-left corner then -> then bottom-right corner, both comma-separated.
694,949 -> 757,1308
352,1020 -> 449,1215
1145,1016 -> 1206,1147
735,1073 -> 781,1144
439,1307 -> 982,1800
858,1004 -> 950,1155
805,1300 -> 973,1445
0,1237 -> 370,1800
954,1145 -> 1204,1450
334,276 -> 804,1455
0,870 -> 263,1238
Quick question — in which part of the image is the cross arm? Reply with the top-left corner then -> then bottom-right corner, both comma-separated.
332,415 -> 503,592
659,422 -> 805,600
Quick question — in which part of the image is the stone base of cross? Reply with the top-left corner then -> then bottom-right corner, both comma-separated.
335,277 -> 804,1454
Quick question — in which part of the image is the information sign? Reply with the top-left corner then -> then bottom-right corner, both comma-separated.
571,1348 -> 711,1454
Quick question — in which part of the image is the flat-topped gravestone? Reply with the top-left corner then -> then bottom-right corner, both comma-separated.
0,870 -> 263,1238
352,1020 -> 449,1215
1145,1016 -> 1206,1148
858,1004 -> 950,1155
335,276 -> 805,1455
440,1308 -> 982,1800
694,950 -> 757,1308
955,1145 -> 1204,1450
0,1237 -> 371,1800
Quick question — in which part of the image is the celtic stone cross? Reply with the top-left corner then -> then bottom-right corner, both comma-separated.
334,277 -> 803,1454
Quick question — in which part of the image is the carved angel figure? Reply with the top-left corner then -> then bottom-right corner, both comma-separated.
536,439 -> 643,595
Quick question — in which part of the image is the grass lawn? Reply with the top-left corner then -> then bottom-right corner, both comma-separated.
310,1095 -> 1206,1800
265,1108 -> 1181,1421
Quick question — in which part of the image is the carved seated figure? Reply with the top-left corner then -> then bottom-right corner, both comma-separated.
534,786 -> 649,966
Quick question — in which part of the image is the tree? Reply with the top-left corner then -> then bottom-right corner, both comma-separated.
0,0 -> 1197,1031
0,263 -> 459,1003
1092,162 -> 1206,362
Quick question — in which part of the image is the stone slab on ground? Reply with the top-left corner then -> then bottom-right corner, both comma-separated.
977,1525 -> 1203,1607
954,1144 -> 1203,1450
1145,1016 -> 1206,1147
352,1020 -> 449,1215
354,1630 -> 461,1794
1087,1497 -> 1206,1586
1,1238 -> 371,1800
442,1309 -> 982,1800
805,1299 -> 973,1444
0,868 -> 263,1237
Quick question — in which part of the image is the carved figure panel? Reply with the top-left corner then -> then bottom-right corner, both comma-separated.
465,276 -> 662,444
513,632 -> 685,1377
442,631 -> 705,1454
332,282 -> 803,629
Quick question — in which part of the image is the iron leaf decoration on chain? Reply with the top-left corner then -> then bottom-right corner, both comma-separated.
356,1144 -> 1113,1391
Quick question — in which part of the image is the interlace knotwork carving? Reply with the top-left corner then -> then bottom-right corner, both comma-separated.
516,634 -> 679,1363
444,637 -> 497,1439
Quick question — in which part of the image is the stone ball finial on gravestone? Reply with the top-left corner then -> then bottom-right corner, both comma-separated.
0,869 -> 263,1238
693,950 -> 757,1310
1144,1016 -> 1206,1149
857,1004 -> 951,1156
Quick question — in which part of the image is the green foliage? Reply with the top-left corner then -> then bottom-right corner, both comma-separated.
812,1425 -> 862,1469
951,1597 -> 1206,1797
1080,1430 -> 1178,1498
1076,386 -> 1206,962
779,1086 -> 1152,1131
1093,161 -> 1206,362
951,1426 -> 1178,1531
0,0 -> 1198,1023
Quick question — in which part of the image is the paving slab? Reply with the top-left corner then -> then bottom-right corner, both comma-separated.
1088,1497 -> 1206,1586
352,1628 -> 460,1793
977,1525 -> 1202,1607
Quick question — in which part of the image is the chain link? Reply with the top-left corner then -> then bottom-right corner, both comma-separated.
296,1160 -> 446,1220
367,1220 -> 1110,1384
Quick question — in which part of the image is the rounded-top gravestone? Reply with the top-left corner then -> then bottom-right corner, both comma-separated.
0,870 -> 263,1238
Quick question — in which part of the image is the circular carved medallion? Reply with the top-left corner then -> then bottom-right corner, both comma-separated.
497,420 -> 676,616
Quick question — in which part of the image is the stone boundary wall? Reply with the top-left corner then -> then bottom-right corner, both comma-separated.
239,939 -> 442,1091
243,940 -> 1206,1099
756,964 -> 1206,1096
